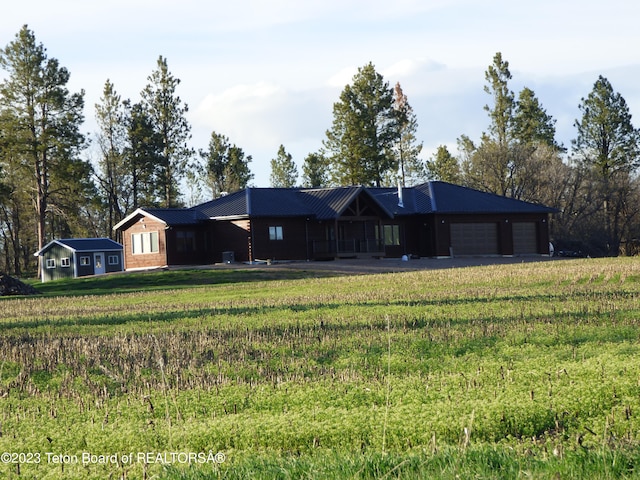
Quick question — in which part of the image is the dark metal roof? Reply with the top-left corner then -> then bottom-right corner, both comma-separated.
426,181 -> 557,214
143,208 -> 209,225
369,187 -> 423,216
197,186 -> 398,220
196,190 -> 249,218
112,207 -> 209,232
297,186 -> 363,220
190,181 -> 556,222
248,189 -> 314,217
36,238 -> 123,256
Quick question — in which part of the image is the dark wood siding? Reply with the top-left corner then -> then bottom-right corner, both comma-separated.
212,219 -> 252,263
164,227 -> 210,265
251,218 -> 310,261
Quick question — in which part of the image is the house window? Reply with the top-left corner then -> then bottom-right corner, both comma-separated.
61,257 -> 70,268
383,225 -> 401,246
269,226 -> 283,241
132,231 -> 159,254
176,231 -> 195,253
80,256 -> 91,266
108,255 -> 119,265
46,259 -> 56,269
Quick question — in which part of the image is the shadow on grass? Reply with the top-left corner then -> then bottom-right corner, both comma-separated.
161,446 -> 640,480
20,268 -> 339,298
2,289 -> 637,354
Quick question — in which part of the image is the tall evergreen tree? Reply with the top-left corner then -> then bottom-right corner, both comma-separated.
140,56 -> 193,207
392,82 -> 424,186
94,80 -> 129,236
269,145 -> 298,187
0,142 -> 31,275
572,75 -> 640,254
0,25 -> 87,274
301,152 -> 328,188
513,87 -> 560,150
426,145 -> 461,183
484,52 -> 514,146
199,131 -> 253,197
324,63 -> 399,186
125,101 -> 162,210
463,52 -> 562,202
573,76 -> 640,179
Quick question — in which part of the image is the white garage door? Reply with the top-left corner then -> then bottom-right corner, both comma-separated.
450,223 -> 498,256
513,222 -> 538,254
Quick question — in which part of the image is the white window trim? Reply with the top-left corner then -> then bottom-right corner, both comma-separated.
46,258 -> 56,269
131,231 -> 159,254
61,257 -> 70,268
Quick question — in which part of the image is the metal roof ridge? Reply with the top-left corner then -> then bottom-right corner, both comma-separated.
428,181 -> 438,211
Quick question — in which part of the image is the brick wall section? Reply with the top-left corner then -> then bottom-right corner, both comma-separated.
121,218 -> 167,270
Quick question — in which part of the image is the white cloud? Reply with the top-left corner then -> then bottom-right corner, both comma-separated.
4,0 -> 640,188
326,66 -> 358,89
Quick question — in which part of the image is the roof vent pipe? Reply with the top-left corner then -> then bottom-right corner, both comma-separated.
397,178 -> 404,208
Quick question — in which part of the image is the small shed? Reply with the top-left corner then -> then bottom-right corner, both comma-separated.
34,238 -> 124,282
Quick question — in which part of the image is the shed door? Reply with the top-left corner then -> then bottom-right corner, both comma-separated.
513,222 -> 538,254
450,223 -> 498,256
94,253 -> 106,275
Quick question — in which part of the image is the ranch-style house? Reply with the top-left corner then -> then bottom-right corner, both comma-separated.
113,181 -> 556,271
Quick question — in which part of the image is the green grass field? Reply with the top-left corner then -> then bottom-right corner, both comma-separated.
1,258 -> 640,479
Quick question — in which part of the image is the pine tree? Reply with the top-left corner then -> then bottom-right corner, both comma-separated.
0,25 -> 87,274
94,80 -> 129,235
464,52 -> 561,201
269,145 -> 298,187
301,152 -> 328,187
392,82 -> 424,186
573,76 -> 640,179
324,63 -> 399,186
572,75 -> 640,254
426,145 -> 461,183
484,52 -> 514,147
199,131 -> 253,197
513,87 -> 560,150
140,56 -> 193,207
125,101 -> 162,209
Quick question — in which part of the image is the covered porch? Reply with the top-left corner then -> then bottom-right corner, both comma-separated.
310,220 -> 387,258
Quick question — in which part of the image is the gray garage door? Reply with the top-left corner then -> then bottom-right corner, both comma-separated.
450,223 -> 498,256
513,222 -> 538,254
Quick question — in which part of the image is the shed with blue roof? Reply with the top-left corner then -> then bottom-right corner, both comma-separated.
34,238 -> 124,282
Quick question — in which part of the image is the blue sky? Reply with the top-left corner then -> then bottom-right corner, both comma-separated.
3,0 -> 640,189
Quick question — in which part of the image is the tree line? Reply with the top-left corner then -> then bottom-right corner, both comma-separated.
1,27 -> 639,276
